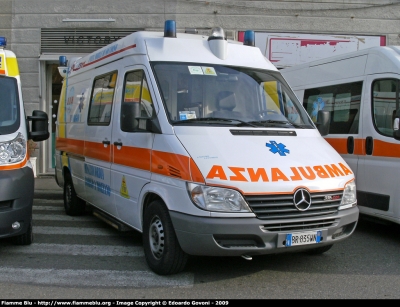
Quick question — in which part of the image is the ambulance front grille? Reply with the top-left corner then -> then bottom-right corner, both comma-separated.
261,218 -> 338,232
245,191 -> 342,220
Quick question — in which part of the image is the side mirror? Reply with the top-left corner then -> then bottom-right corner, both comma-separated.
27,110 -> 50,142
137,117 -> 162,134
316,110 -> 330,136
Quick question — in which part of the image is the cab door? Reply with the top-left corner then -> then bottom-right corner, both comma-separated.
111,66 -> 157,230
356,76 -> 400,222
84,71 -> 118,216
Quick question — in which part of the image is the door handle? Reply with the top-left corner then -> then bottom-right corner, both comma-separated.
102,140 -> 111,145
114,141 -> 123,146
365,136 -> 373,155
347,136 -> 354,154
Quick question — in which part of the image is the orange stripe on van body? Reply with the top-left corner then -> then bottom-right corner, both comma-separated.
0,156 -> 28,171
325,137 -> 364,155
113,146 -> 151,170
56,138 -> 111,161
325,137 -> 400,158
353,139 -> 364,155
84,140 -> 111,162
56,137 -> 85,156
151,151 -> 191,180
373,139 -> 400,158
56,137 -> 205,182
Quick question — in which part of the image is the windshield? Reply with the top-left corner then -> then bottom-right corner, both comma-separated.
152,62 -> 314,128
0,76 -> 20,135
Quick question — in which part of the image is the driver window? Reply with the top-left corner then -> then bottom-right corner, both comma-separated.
372,79 -> 399,137
121,70 -> 155,132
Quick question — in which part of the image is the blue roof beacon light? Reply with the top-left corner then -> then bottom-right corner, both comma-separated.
0,36 -> 7,48
58,56 -> 68,78
164,20 -> 176,38
243,30 -> 255,47
59,56 -> 67,67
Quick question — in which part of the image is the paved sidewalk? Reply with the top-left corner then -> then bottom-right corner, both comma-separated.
34,174 -> 62,192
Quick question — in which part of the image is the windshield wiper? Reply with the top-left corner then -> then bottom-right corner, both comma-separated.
248,120 -> 305,128
173,117 -> 258,127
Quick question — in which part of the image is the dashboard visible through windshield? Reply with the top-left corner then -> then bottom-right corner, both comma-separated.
152,62 -> 314,129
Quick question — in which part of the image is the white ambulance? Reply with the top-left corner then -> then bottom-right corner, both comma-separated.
281,46 -> 400,226
0,37 -> 49,244
55,21 -> 358,275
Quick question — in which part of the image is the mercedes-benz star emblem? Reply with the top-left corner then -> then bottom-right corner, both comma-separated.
293,188 -> 312,211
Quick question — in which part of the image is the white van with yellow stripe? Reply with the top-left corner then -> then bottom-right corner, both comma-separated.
0,37 -> 49,244
55,21 -> 358,275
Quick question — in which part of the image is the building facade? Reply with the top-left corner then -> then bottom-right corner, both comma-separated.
1,0 -> 400,175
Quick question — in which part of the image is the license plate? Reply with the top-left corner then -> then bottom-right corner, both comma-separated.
285,230 -> 322,247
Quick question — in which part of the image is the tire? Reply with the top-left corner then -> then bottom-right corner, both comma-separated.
304,244 -> 333,255
12,219 -> 33,245
143,200 -> 188,275
64,172 -> 86,216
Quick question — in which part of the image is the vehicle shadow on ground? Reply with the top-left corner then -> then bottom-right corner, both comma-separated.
184,216 -> 400,282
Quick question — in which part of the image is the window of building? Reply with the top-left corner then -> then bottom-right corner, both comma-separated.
303,81 -> 362,134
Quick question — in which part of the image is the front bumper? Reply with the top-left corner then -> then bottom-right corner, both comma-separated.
0,167 -> 34,239
171,206 -> 359,256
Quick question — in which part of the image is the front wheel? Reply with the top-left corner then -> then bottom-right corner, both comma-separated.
143,200 -> 188,275
64,172 -> 86,216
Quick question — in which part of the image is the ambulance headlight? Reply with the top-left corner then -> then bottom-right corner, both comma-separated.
339,180 -> 357,210
0,133 -> 26,165
187,183 -> 251,212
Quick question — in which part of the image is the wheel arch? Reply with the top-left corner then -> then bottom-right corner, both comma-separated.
140,190 -> 164,231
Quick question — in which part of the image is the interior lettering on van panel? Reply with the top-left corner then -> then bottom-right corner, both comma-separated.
206,163 -> 352,182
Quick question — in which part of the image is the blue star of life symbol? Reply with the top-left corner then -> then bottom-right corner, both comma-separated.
266,141 -> 290,156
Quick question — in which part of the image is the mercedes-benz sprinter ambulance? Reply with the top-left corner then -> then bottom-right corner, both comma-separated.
55,21 -> 358,275
281,46 -> 400,226
0,37 -> 49,244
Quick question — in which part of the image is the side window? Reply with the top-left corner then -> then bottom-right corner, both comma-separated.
121,70 -> 154,132
303,81 -> 362,134
88,72 -> 117,125
372,79 -> 399,137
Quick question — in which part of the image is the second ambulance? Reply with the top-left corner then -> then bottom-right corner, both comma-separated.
0,37 -> 49,244
55,21 -> 358,275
